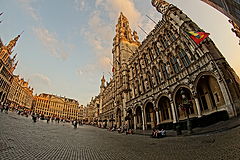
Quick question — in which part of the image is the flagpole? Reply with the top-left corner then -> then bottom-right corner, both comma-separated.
146,15 -> 157,24
138,25 -> 148,35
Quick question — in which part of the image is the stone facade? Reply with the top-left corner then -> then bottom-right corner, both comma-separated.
91,0 -> 240,130
0,35 -> 20,104
33,93 -> 83,121
7,75 -> 34,109
84,96 -> 100,124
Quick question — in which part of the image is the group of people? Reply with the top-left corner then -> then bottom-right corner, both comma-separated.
151,128 -> 166,138
0,103 -> 9,113
106,124 -> 134,135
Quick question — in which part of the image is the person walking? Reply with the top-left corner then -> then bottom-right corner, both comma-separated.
73,120 -> 77,129
0,103 -> 3,113
4,104 -> 9,114
32,113 -> 37,123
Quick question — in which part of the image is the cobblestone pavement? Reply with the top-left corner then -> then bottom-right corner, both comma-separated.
0,112 -> 240,160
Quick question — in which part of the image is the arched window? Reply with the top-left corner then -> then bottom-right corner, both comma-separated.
161,38 -> 168,49
140,76 -> 145,92
153,42 -> 161,55
153,67 -> 160,85
148,48 -> 155,60
161,63 -> 169,80
179,49 -> 191,67
167,30 -> 176,42
170,56 -> 180,73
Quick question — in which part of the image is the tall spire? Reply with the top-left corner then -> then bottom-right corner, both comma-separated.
115,12 -> 134,43
101,75 -> 106,87
10,60 -> 18,73
12,53 -> 17,60
151,0 -> 171,15
7,34 -> 20,52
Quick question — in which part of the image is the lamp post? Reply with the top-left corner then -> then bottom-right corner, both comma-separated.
180,89 -> 192,134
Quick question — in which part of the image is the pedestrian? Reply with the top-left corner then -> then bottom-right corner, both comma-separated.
0,103 -> 3,112
73,120 -> 77,129
47,117 -> 50,123
4,104 -> 9,114
32,113 -> 37,123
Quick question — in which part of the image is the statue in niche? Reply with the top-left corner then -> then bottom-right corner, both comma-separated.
166,63 -> 171,75
133,30 -> 140,43
176,57 -> 182,68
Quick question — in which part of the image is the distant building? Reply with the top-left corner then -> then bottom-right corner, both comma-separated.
0,35 -> 20,104
84,96 -> 100,124
202,0 -> 240,26
33,93 -> 83,121
90,0 -> 240,130
7,75 -> 34,109
201,0 -> 240,43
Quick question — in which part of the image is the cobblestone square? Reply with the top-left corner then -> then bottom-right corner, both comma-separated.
0,112 -> 240,160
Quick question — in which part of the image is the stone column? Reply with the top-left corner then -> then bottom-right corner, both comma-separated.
141,108 -> 146,130
218,79 -> 236,117
133,114 -> 137,130
155,109 -> 160,125
194,97 -> 202,117
170,100 -> 177,123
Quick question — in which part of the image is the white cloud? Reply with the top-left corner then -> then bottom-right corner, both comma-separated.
30,73 -> 51,86
33,27 -> 70,60
78,0 -> 157,76
17,0 -> 41,21
29,73 -> 51,94
96,0 -> 141,29
78,0 -> 142,72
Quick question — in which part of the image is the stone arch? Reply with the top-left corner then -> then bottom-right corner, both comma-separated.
126,108 -> 134,129
193,71 -> 217,92
157,95 -> 173,122
134,105 -> 143,129
144,101 -> 156,129
116,108 -> 122,128
195,73 -> 225,113
174,86 -> 197,120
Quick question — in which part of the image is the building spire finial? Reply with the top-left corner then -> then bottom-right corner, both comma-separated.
151,0 -> 171,15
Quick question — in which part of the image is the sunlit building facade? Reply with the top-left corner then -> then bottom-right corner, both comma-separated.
91,0 -> 240,130
33,93 -> 83,121
0,35 -> 20,104
7,75 -> 34,109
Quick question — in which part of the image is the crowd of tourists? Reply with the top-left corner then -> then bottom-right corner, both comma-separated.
0,103 -> 82,129
1,103 -> 167,137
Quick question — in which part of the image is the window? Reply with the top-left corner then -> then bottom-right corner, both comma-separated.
153,42 -> 161,55
170,57 -> 180,73
179,49 -> 191,67
154,69 -> 160,84
167,30 -> 176,42
214,93 -> 220,103
161,38 -> 168,49
162,64 -> 169,80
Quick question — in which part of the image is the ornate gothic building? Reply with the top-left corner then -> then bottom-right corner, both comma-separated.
92,0 -> 240,130
0,35 -> 20,104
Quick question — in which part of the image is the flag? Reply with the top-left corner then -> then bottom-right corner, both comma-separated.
187,31 -> 210,44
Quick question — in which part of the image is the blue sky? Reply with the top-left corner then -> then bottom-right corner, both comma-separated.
1,0 -> 240,105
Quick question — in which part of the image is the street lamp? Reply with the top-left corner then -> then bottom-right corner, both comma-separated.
180,88 -> 192,134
